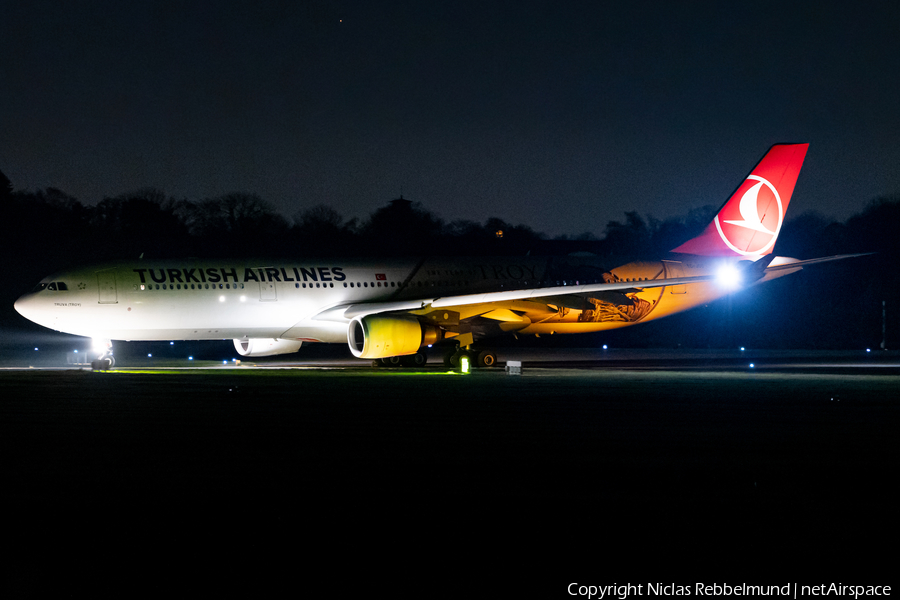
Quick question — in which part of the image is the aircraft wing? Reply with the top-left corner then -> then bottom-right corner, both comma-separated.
332,274 -> 719,320
318,253 -> 871,322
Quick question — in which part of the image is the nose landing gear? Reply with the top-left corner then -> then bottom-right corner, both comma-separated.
91,355 -> 115,370
90,339 -> 115,371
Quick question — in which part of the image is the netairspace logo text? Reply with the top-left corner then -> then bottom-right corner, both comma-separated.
567,583 -> 892,600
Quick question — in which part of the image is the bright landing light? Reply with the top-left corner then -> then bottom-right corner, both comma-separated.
716,264 -> 743,289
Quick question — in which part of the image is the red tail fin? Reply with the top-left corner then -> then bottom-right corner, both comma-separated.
671,143 -> 809,256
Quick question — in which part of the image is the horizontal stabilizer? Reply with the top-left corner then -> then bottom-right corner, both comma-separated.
764,253 -> 873,273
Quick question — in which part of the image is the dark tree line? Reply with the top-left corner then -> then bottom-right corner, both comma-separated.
0,185 -> 544,262
1,167 -> 897,348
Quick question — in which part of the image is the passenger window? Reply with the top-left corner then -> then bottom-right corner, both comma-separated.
47,282 -> 58,291
57,282 -> 68,291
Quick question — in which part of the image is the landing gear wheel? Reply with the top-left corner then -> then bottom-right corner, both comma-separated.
91,356 -> 114,371
444,350 -> 472,369
443,349 -> 467,368
401,351 -> 427,367
476,350 -> 497,368
443,350 -> 458,368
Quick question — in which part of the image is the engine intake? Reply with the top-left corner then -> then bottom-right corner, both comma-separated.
233,338 -> 303,357
348,314 -> 440,359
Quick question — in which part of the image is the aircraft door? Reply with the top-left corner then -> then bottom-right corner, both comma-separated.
97,270 -> 118,304
259,281 -> 277,301
662,261 -> 687,294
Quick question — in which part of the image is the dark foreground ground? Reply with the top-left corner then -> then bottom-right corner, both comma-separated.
2,361 -> 897,591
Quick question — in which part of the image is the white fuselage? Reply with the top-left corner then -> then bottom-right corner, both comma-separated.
15,255 -> 778,349
16,260 -> 426,342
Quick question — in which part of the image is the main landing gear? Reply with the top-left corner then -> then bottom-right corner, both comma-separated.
370,347 -> 499,369
371,350 -> 428,368
442,348 -> 497,368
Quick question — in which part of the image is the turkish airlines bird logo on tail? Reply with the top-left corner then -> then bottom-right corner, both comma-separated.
715,174 -> 783,255
671,143 -> 808,257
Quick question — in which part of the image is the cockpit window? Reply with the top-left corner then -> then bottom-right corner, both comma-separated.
31,281 -> 68,292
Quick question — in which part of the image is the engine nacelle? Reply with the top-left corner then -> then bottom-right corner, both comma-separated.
348,314 -> 440,359
233,338 -> 303,357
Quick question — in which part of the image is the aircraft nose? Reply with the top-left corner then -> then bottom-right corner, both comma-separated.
14,293 -> 40,323
14,294 -> 29,317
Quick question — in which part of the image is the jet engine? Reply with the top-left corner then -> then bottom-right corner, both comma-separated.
233,338 -> 303,357
348,314 -> 440,359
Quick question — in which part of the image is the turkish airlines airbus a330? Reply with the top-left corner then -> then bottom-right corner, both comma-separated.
15,144 -> 861,368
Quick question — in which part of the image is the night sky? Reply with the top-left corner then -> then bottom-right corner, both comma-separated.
2,1 -> 899,237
